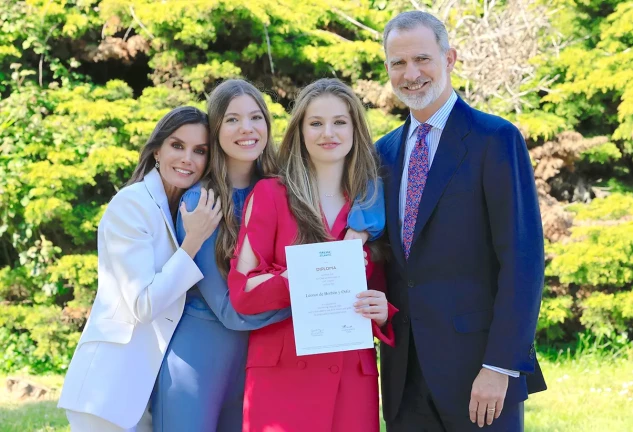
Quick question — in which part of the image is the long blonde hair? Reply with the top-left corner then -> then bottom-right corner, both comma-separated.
278,78 -> 379,245
202,79 -> 279,277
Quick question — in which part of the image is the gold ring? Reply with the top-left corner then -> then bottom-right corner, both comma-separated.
487,408 -> 496,412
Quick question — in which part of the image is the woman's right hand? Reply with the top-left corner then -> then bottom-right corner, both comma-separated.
180,188 -> 223,258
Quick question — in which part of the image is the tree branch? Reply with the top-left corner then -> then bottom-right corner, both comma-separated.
129,5 -> 155,40
409,0 -> 424,10
39,23 -> 59,87
331,8 -> 381,40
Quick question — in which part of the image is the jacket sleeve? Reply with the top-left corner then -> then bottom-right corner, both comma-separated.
367,261 -> 398,347
228,181 -> 291,315
482,123 -> 544,374
102,192 -> 203,324
176,188 -> 291,331
348,178 -> 386,241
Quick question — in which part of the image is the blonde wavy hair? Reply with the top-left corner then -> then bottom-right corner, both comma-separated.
278,78 -> 379,245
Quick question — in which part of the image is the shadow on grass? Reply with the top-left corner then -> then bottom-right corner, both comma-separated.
0,398 -> 69,432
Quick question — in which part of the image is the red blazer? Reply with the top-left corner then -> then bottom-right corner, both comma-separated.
228,178 -> 396,431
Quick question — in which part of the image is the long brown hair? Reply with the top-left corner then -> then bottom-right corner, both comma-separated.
202,79 -> 279,277
278,78 -> 379,245
127,106 -> 208,185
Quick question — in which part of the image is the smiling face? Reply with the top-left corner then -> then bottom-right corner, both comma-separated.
218,94 -> 268,165
153,123 -> 209,190
385,24 -> 456,115
301,94 -> 354,167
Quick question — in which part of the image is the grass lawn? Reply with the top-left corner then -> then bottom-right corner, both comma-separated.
524,356 -> 633,432
0,375 -> 68,432
2,356 -> 632,432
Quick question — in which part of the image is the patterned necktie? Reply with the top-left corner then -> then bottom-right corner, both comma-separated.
403,123 -> 432,260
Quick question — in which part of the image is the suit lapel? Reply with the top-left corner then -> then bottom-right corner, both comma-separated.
385,117 -> 410,270
410,98 -> 470,249
143,169 -> 179,249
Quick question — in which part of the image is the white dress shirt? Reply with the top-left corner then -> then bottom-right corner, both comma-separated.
398,91 -> 519,379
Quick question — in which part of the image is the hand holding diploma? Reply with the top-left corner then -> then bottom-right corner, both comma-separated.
354,290 -> 388,327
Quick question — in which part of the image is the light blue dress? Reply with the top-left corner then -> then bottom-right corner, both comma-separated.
152,180 -> 385,432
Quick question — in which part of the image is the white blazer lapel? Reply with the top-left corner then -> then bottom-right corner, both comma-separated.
143,168 -> 179,248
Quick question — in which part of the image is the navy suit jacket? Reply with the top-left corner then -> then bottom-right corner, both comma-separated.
377,96 -> 546,421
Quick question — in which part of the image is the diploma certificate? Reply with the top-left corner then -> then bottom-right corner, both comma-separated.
285,239 -> 374,356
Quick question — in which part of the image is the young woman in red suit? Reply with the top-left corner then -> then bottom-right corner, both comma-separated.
227,78 -> 397,432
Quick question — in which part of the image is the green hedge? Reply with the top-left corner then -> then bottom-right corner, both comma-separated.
0,305 -> 80,374
2,0 -> 633,374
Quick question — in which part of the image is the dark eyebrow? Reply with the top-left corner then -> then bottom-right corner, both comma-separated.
224,110 -> 263,117
169,135 -> 208,147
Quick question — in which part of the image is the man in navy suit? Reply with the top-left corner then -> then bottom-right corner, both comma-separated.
377,11 -> 546,431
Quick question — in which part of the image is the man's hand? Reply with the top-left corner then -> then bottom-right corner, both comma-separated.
468,368 -> 509,427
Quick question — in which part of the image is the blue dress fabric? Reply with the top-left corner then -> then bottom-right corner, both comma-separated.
152,179 -> 385,432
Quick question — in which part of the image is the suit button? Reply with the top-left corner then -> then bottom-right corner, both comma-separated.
329,365 -> 339,374
402,315 -> 409,324
298,361 -> 307,369
407,280 -> 414,288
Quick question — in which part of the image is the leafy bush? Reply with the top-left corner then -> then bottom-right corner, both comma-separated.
581,142 -> 623,164
0,305 -> 80,374
537,295 -> 575,341
580,291 -> 633,339
567,193 -> 633,221
2,0 -> 633,373
546,222 -> 633,287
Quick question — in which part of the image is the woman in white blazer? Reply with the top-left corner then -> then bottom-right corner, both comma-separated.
58,106 -> 222,432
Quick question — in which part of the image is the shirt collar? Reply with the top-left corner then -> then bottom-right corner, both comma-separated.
407,90 -> 458,140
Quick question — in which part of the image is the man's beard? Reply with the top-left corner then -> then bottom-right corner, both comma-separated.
393,70 -> 446,111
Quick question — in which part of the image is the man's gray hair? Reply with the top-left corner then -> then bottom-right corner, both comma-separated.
383,11 -> 450,54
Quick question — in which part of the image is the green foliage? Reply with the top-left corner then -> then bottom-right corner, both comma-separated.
0,1 -> 409,375
533,0 -> 633,157
567,193 -> 633,220
366,108 -> 403,140
262,93 -> 290,143
543,188 -> 633,344
580,290 -> 633,338
546,222 -> 633,287
580,142 -> 623,164
0,305 -> 80,374
537,295 -> 575,341
594,178 -> 633,194
47,254 -> 98,308
514,110 -> 569,141
2,0 -> 633,373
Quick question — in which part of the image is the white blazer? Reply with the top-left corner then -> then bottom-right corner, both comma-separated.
58,169 -> 203,429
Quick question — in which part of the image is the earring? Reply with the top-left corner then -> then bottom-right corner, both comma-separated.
155,160 -> 160,169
